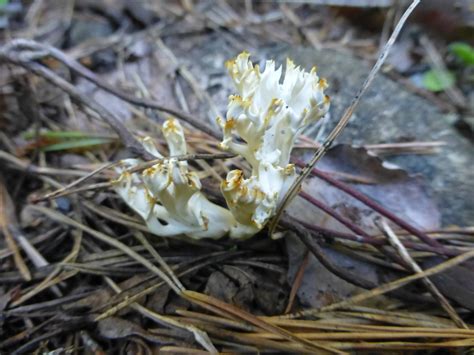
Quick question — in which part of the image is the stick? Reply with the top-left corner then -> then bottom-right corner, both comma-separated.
299,161 -> 446,250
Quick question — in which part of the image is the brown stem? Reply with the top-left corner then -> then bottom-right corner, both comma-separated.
299,191 -> 373,241
297,160 -> 446,250
299,191 -> 409,267
297,218 -> 462,257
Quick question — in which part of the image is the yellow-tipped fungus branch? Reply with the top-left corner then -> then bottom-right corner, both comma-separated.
114,52 -> 330,239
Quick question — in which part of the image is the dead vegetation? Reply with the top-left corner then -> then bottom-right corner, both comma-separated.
0,1 -> 473,353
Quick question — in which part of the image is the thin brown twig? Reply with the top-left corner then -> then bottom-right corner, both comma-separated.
41,181 -> 113,200
299,190 -> 409,267
35,152 -> 236,201
284,250 -> 309,314
8,225 -> 63,297
386,70 -> 456,112
0,150 -> 92,177
103,271 -> 217,352
125,152 -> 236,174
183,290 -> 343,354
419,35 -> 466,109
133,231 -> 185,291
93,250 -> 247,321
296,139 -> 447,155
298,217 -> 464,257
282,217 -> 382,290
299,161 -> 446,250
0,179 -> 32,281
39,162 -> 117,201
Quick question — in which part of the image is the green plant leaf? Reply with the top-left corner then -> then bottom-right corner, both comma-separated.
41,138 -> 115,152
422,69 -> 455,92
23,130 -> 113,140
449,42 -> 474,66
0,0 -> 8,7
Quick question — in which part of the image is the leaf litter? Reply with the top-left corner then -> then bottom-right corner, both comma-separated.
0,1 -> 473,353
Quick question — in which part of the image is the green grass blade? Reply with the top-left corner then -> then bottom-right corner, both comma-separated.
41,138 -> 115,152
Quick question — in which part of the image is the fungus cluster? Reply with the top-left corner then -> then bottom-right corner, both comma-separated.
114,52 -> 330,239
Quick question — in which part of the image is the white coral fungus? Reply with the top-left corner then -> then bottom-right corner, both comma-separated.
114,119 -> 238,239
114,52 -> 329,239
219,52 -> 330,234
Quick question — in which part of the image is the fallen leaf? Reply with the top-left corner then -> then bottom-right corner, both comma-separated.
286,234 -> 383,308
287,144 -> 440,307
204,266 -> 255,312
204,265 -> 288,315
294,144 -> 441,233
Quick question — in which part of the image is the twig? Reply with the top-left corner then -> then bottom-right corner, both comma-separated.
0,150 -> 89,177
298,161 -> 446,250
281,217 -> 440,305
1,223 -> 31,281
5,291 -> 94,316
296,138 -> 447,156
362,141 -> 446,155
37,152 -> 236,201
133,231 -> 185,291
39,162 -> 117,201
419,35 -> 466,109
11,229 -> 83,306
298,217 -> 464,257
285,250 -> 309,314
125,152 -> 236,174
378,2 -> 396,54
10,270 -> 77,307
386,70 -> 456,112
183,290 -> 343,354
8,318 -> 91,355
93,251 -> 246,321
300,191 -> 376,242
40,181 -> 113,200
0,227 -> 62,261
0,179 -> 32,281
269,0 -> 422,236
299,191 -> 409,267
8,225 -> 63,297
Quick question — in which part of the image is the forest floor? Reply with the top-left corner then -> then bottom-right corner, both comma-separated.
0,1 -> 473,353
